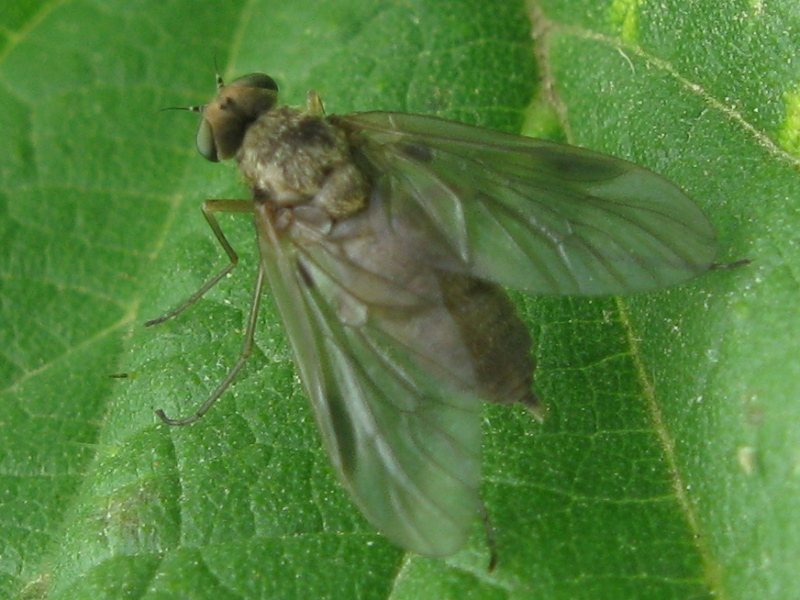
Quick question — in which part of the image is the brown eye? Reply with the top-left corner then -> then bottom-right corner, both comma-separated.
194,72 -> 280,162
230,73 -> 278,92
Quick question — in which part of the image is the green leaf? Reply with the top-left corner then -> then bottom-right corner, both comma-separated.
0,1 -> 796,599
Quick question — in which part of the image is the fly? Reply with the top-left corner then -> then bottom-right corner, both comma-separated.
146,71 -> 718,562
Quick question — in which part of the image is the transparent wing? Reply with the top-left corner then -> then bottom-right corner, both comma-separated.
338,112 -> 718,295
254,202 -> 483,557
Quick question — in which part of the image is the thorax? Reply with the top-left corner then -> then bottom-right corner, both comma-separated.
237,106 -> 354,206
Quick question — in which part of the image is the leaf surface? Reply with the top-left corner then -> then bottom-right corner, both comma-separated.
0,0 -> 796,598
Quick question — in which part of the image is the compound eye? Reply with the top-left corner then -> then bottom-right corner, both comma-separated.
196,118 -> 219,162
190,72 -> 280,161
231,73 -> 278,92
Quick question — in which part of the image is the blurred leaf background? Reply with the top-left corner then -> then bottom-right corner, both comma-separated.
0,0 -> 797,598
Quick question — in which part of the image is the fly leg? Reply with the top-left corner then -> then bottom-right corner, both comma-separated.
145,198 -> 260,426
156,262 -> 266,426
145,199 -> 253,325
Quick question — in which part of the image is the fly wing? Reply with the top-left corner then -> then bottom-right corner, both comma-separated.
338,112 -> 718,295
254,200 -> 483,557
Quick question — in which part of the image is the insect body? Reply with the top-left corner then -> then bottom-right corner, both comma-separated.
151,72 -> 717,559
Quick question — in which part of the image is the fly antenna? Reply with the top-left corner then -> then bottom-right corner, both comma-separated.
159,105 -> 204,114
214,55 -> 225,88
